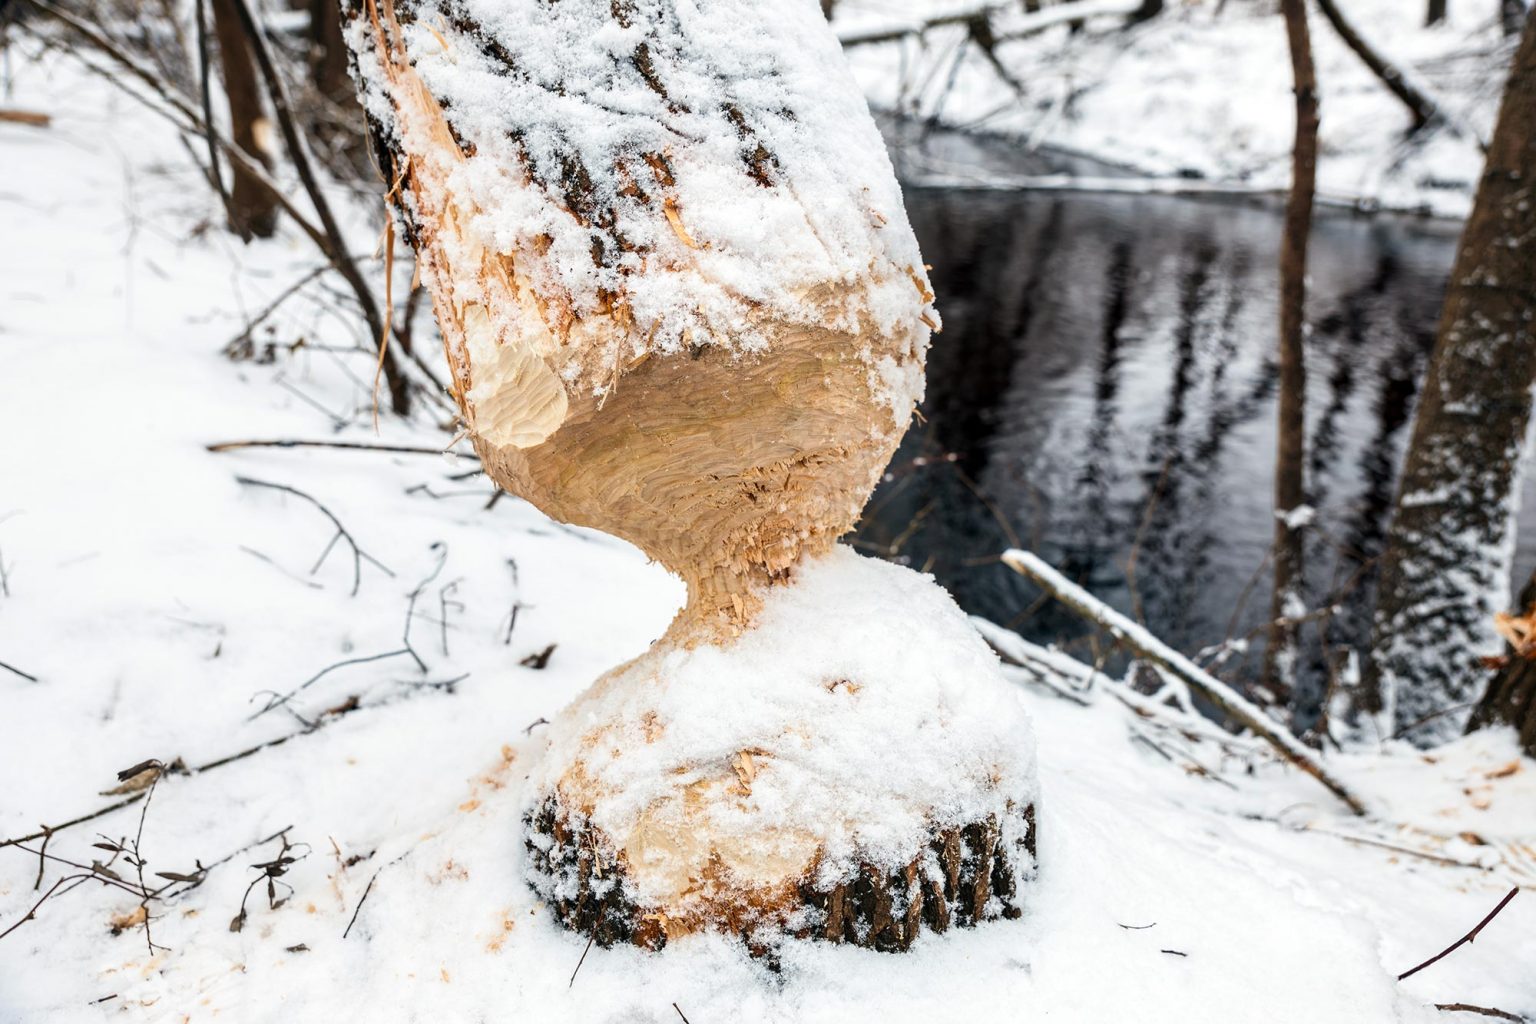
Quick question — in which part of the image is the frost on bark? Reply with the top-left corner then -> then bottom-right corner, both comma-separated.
1366,9 -> 1536,744
341,0 -> 1038,953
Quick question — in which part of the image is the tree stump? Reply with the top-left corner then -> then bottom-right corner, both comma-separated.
343,0 -> 1040,953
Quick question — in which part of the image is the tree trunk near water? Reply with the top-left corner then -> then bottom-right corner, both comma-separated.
1366,9 -> 1536,744
1264,0 -> 1318,715
210,0 -> 276,239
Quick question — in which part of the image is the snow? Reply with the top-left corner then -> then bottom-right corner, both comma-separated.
2,32 -> 1535,1024
837,0 -> 1511,218
347,0 -> 937,406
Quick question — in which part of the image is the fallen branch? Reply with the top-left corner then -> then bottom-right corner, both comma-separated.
235,476 -> 394,597
1001,549 -> 1370,815
0,658 -> 39,683
209,438 -> 475,458
1398,887 -> 1520,981
1434,1004 -> 1525,1022
0,109 -> 51,127
1313,0 -> 1455,135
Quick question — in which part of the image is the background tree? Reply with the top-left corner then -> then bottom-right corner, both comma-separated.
1367,7 -> 1536,744
1263,0 -> 1318,717
209,0 -> 276,240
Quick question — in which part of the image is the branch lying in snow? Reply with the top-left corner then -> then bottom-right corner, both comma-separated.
235,476 -> 394,597
1398,887 -> 1520,981
0,658 -> 39,683
839,0 -> 1143,47
1433,1004 -> 1527,1022
1000,549 -> 1370,816
209,439 -> 477,459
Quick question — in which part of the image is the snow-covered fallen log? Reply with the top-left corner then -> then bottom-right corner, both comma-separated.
1001,549 -> 1369,816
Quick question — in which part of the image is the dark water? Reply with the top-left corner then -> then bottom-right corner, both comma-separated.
859,130 -> 1536,681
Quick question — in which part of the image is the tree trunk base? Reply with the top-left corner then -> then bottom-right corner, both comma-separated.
525,797 -> 1036,955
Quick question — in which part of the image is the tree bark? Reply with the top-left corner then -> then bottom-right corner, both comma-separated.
1367,9 -> 1536,743
1264,0 -> 1318,714
209,0 -> 277,240
1468,568 -> 1536,756
310,0 -> 351,101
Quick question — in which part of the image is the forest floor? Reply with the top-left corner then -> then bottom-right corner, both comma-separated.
839,0 -> 1512,217
1,29 -> 1535,1024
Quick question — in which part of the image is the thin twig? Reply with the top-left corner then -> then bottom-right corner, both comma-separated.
1433,1004 -> 1526,1022
209,438 -> 476,458
0,658 -> 38,683
235,476 -> 393,596
1398,888 -> 1519,981
342,870 -> 380,939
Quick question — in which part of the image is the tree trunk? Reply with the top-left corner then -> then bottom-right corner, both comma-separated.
1467,567 -> 1536,756
341,0 -> 1039,955
1425,0 -> 1446,26
210,0 -> 276,240
1366,9 -> 1536,744
309,0 -> 351,101
1264,0 -> 1318,716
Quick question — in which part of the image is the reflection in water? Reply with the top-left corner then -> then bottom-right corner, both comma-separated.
856,184 -> 1530,701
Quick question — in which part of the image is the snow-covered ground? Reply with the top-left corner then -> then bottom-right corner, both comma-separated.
839,0 -> 1513,217
2,33 -> 1535,1024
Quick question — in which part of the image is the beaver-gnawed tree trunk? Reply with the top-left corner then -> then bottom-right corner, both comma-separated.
340,0 -> 1039,955
1366,9 -> 1536,744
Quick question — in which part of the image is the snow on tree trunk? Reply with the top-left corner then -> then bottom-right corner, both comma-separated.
1366,9 -> 1536,745
340,0 -> 1038,952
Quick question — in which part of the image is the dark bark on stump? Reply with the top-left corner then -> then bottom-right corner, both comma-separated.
1367,10 -> 1536,742
1265,0 -> 1317,713
525,797 -> 1036,955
